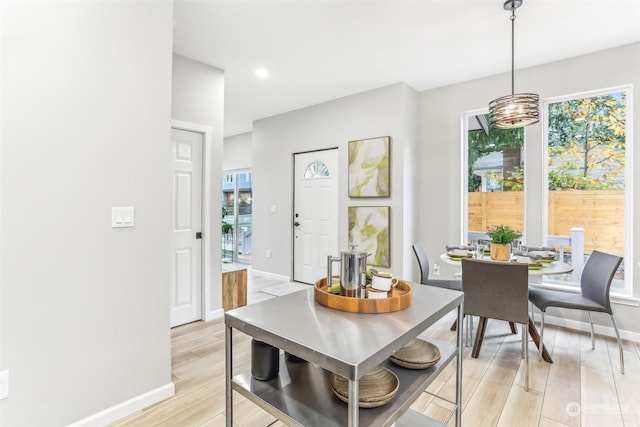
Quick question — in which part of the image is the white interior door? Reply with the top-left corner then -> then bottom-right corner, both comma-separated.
293,149 -> 339,284
170,128 -> 203,327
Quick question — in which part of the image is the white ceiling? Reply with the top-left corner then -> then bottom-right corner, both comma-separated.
173,0 -> 640,137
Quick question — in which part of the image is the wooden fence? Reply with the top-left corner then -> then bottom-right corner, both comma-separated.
468,189 -> 624,255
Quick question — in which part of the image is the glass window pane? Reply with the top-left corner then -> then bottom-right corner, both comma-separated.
221,171 -> 252,264
222,174 -> 235,262
304,160 -> 330,178
236,171 -> 252,262
467,114 -> 524,244
546,90 -> 627,292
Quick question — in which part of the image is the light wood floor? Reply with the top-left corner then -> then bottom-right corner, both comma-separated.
112,267 -> 640,427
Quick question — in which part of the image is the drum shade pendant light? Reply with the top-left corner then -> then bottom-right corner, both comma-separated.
488,0 -> 539,129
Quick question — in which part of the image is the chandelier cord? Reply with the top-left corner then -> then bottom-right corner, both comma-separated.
510,4 -> 516,96
488,0 -> 539,129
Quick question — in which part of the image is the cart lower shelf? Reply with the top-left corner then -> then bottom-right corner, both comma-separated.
231,339 -> 457,427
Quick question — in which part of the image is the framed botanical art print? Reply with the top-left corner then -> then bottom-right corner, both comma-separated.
348,206 -> 390,267
348,136 -> 390,198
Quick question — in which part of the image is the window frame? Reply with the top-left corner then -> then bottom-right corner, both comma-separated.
222,168 -> 253,264
541,84 -> 634,297
461,108 -> 528,245
461,108 -> 485,243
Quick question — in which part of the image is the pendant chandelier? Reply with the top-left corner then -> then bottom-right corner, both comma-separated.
488,0 -> 539,129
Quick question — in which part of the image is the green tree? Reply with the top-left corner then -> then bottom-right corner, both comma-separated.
496,166 -> 524,191
468,118 -> 523,192
547,93 -> 625,190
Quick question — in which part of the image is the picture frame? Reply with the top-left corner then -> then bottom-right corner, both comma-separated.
348,136 -> 390,198
348,206 -> 390,267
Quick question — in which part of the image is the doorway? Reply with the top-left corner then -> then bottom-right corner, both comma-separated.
293,148 -> 339,284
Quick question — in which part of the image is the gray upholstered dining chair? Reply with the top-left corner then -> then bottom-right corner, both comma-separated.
528,250 -> 624,373
461,258 -> 530,391
412,242 -> 462,291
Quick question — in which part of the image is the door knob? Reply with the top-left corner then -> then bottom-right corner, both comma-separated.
196,232 -> 202,239
293,222 -> 300,227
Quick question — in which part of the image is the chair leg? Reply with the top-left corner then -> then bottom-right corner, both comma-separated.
587,312 -> 595,349
472,317 -> 487,358
610,314 -> 625,375
530,302 -> 535,324
523,322 -> 529,392
463,316 -> 468,347
509,322 -> 517,334
521,322 -> 525,358
539,311 -> 545,362
464,315 -> 473,347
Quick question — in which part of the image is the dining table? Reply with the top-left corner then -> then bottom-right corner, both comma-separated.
439,252 -> 573,363
439,252 -> 573,276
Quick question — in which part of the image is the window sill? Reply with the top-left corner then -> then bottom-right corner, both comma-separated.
531,282 -> 639,307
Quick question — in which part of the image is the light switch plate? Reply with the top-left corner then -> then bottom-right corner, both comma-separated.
112,207 -> 135,228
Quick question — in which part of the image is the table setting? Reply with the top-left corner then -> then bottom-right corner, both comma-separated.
441,244 -> 571,276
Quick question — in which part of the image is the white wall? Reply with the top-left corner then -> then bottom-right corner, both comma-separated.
418,42 -> 640,333
224,132 -> 252,171
172,54 -> 225,317
252,83 -> 418,280
1,1 -> 174,425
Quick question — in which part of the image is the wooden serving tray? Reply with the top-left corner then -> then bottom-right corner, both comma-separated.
314,277 -> 412,313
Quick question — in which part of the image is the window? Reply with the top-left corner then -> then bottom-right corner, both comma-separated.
544,87 -> 631,294
465,113 -> 525,243
304,160 -> 330,178
222,170 -> 253,264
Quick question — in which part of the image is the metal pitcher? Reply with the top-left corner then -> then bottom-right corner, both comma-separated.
327,245 -> 369,298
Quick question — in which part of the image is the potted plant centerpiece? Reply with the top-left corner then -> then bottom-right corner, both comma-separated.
487,225 -> 521,261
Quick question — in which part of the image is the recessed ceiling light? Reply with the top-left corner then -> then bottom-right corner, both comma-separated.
255,68 -> 269,78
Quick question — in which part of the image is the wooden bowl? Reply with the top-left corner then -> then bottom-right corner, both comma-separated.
330,366 -> 399,408
314,277 -> 411,313
390,339 -> 441,369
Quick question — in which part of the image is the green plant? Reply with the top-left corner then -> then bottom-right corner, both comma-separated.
222,222 -> 233,234
487,224 -> 521,244
222,207 -> 233,234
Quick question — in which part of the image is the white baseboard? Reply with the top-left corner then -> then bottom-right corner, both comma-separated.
250,269 -> 290,282
205,308 -> 224,321
541,314 -> 640,343
67,382 -> 175,427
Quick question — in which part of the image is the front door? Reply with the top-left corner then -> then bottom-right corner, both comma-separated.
293,149 -> 339,284
170,127 -> 203,327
